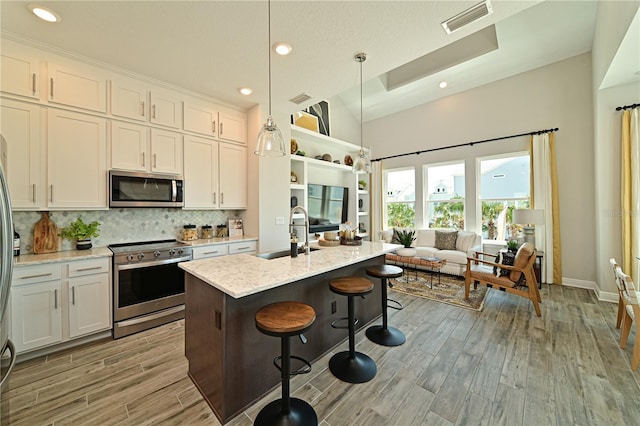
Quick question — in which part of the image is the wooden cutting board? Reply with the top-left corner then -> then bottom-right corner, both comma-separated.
33,211 -> 58,254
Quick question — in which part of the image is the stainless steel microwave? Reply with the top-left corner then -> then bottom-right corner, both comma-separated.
109,170 -> 184,208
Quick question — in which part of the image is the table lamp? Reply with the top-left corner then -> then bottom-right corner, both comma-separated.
512,209 -> 544,248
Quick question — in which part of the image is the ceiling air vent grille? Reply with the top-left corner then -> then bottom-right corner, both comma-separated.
442,0 -> 493,34
289,93 -> 312,105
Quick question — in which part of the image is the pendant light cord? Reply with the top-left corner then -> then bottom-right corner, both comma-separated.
268,0 -> 273,117
360,57 -> 363,154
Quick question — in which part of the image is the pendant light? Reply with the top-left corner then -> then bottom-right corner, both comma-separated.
254,0 -> 286,157
352,52 -> 372,174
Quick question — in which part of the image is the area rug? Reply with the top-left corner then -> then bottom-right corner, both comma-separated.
389,269 -> 488,312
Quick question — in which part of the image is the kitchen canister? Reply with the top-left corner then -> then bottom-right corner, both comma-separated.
201,225 -> 214,239
182,224 -> 198,241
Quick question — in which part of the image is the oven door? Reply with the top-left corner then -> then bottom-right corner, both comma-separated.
114,256 -> 190,322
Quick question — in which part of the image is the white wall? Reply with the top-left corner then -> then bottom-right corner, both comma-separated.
365,53 -> 595,284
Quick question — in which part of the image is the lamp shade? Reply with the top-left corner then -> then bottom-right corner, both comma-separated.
512,209 -> 544,225
254,116 -> 286,157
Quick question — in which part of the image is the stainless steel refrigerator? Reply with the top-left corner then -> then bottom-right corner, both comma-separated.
0,134 -> 16,425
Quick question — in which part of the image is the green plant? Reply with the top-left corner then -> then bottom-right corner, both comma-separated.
507,239 -> 519,250
59,218 -> 100,241
395,229 -> 416,248
358,180 -> 367,189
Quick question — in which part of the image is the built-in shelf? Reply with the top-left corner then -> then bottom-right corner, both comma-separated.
290,183 -> 305,190
358,189 -> 369,195
358,212 -> 369,216
291,125 -> 368,153
291,154 -> 352,171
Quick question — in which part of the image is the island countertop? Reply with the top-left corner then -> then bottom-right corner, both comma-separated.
179,241 -> 401,298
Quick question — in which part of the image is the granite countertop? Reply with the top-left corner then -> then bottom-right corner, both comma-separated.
14,247 -> 113,267
177,235 -> 258,247
179,241 -> 401,299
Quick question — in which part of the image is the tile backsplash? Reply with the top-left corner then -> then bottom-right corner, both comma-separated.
13,209 -> 242,253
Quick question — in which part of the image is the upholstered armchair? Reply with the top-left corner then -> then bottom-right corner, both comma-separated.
464,242 -> 542,316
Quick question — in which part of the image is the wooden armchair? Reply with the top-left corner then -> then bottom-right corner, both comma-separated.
610,258 -> 625,328
464,242 -> 542,316
616,266 -> 639,370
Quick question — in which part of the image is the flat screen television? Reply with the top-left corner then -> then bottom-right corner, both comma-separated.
307,184 -> 349,233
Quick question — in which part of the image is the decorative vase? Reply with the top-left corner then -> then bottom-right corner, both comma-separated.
76,238 -> 92,250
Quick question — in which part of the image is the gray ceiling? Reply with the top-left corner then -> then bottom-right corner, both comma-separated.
0,1 -> 637,122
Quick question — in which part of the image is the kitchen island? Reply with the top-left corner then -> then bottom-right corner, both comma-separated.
179,241 -> 400,424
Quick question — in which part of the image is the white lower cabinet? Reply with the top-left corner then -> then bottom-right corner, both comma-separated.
192,244 -> 228,260
11,258 -> 111,354
228,241 -> 257,255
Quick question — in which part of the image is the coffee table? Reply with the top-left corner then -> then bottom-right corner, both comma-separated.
384,254 -> 446,288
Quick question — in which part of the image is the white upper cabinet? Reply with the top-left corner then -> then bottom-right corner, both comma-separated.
150,89 -> 182,129
48,62 -> 107,113
0,99 -> 42,209
219,144 -> 247,209
47,109 -> 107,209
183,135 -> 219,209
218,109 -> 247,145
110,121 -> 150,172
183,101 -> 219,137
110,78 -> 148,122
150,128 -> 183,175
1,46 -> 40,100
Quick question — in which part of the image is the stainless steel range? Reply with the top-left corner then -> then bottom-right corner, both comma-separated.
109,239 -> 192,338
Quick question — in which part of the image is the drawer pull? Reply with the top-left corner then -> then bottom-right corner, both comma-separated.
20,273 -> 53,280
75,266 -> 102,272
235,246 -> 250,250
204,251 -> 219,255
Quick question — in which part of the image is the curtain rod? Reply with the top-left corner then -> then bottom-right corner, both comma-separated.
371,127 -> 559,162
615,103 -> 639,111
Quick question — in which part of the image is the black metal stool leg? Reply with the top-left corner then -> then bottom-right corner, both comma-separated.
366,278 -> 406,347
329,295 -> 377,383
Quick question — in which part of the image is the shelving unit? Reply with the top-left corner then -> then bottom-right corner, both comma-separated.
289,126 -> 371,240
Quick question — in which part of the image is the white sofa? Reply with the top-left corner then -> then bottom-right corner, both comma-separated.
381,228 -> 481,277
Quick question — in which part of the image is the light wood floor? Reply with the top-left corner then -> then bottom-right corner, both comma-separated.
8,283 -> 640,425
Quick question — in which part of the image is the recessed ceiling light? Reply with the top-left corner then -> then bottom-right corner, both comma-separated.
238,87 -> 253,96
272,42 -> 292,56
439,81 -> 448,88
28,4 -> 61,23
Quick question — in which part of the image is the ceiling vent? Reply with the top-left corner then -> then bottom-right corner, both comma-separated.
289,93 -> 312,105
442,0 -> 493,34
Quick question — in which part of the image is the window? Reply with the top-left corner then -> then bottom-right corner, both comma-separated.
384,168 -> 415,228
424,161 -> 465,229
478,153 -> 530,241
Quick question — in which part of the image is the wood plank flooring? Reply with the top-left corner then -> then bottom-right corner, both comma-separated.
8,283 -> 640,425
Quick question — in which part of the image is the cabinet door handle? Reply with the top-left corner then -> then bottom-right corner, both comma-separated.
142,152 -> 146,167
212,120 -> 216,134
32,73 -> 36,95
213,192 -> 216,205
54,289 -> 58,309
152,104 -> 156,119
153,154 -> 157,168
50,78 -> 54,98
32,184 -> 36,203
220,123 -> 224,135
72,286 -> 75,305
220,193 -> 224,205
50,184 -> 54,203
20,273 -> 53,280
140,101 -> 145,116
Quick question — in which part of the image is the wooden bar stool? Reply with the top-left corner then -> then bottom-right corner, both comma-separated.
329,276 -> 377,383
255,301 -> 318,426
365,264 -> 406,347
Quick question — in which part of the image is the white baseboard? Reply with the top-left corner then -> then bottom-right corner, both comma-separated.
561,277 -> 617,303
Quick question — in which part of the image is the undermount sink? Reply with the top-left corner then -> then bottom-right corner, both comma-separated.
255,246 -> 320,260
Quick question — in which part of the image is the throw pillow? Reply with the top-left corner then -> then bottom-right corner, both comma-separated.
494,251 -> 515,277
434,230 -> 458,250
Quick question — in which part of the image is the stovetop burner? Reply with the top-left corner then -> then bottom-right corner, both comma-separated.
109,239 -> 192,263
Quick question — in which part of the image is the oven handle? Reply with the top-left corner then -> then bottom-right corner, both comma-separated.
116,256 -> 192,271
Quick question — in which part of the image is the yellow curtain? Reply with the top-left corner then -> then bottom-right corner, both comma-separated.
530,133 -> 563,284
621,109 -> 639,284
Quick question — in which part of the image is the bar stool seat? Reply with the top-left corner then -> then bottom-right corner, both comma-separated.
255,301 -> 317,426
365,265 -> 406,347
329,276 -> 377,384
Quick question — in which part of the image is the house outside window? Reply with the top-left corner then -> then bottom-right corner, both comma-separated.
384,168 -> 415,228
424,161 -> 465,229
477,153 -> 530,241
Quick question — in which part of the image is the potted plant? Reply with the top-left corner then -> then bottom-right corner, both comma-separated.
394,229 -> 416,256
507,239 -> 519,253
358,180 -> 367,191
59,218 -> 101,250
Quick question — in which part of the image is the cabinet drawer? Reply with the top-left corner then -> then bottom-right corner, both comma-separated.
13,264 -> 61,286
192,245 -> 228,260
68,258 -> 110,277
228,241 -> 256,255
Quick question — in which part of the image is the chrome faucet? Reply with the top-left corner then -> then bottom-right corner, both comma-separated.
290,206 -> 310,255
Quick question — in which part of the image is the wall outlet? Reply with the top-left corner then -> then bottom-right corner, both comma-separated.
275,216 -> 285,225
331,300 -> 337,314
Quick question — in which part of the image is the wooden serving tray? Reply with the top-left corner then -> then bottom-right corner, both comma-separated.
340,237 -> 362,246
318,239 -> 340,247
